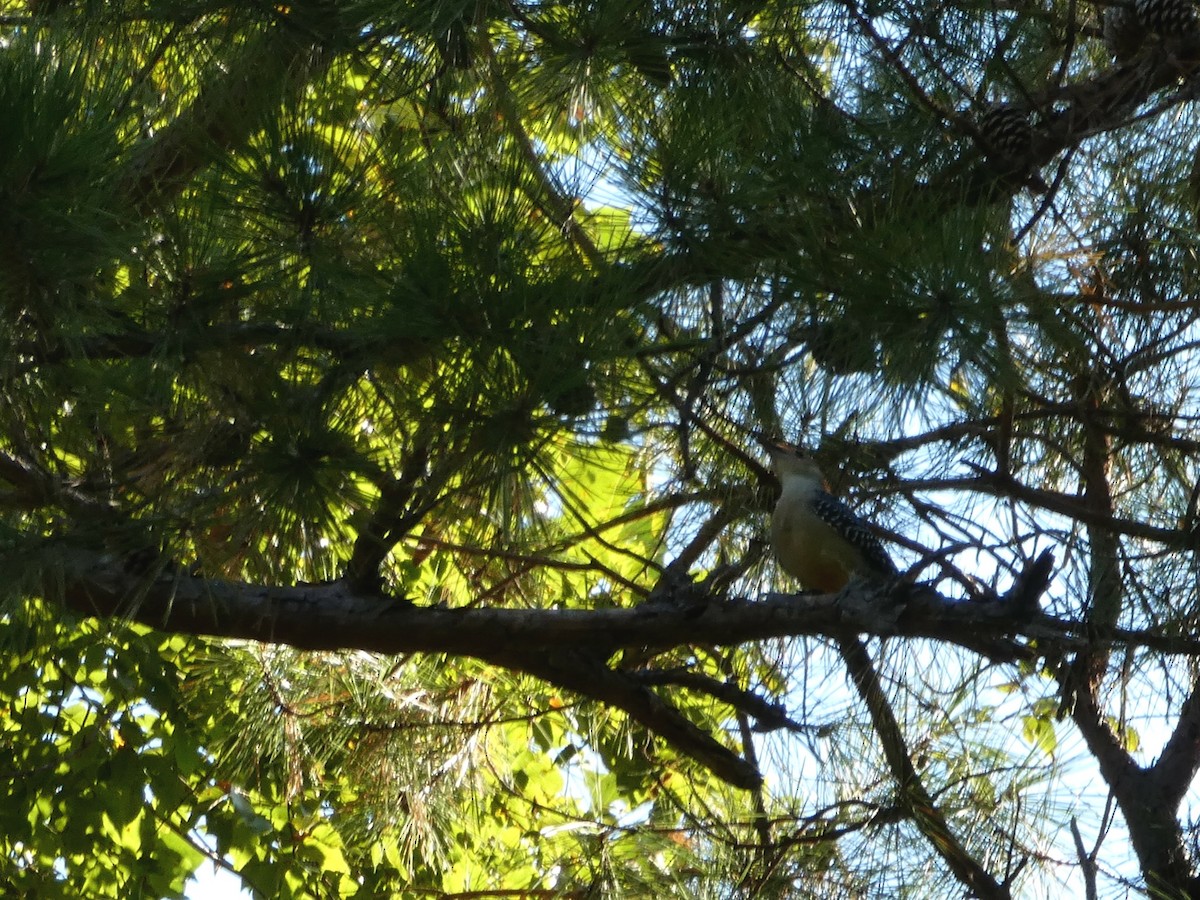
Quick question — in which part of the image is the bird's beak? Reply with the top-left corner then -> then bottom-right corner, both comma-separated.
754,433 -> 793,454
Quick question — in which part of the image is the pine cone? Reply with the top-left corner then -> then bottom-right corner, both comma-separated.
1133,0 -> 1198,35
978,105 -> 1033,161
976,105 -> 1049,193
1103,5 -> 1148,59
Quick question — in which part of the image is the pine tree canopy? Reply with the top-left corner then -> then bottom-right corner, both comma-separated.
5,0 -> 1200,897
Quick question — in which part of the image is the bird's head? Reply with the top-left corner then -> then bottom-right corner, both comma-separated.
755,436 -> 824,482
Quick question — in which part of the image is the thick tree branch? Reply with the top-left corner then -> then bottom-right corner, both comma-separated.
1147,675 -> 1200,817
1067,672 -> 1199,896
957,36 -> 1200,204
344,440 -> 435,594
116,21 -> 327,210
32,539 -> 1200,664
43,547 -> 1060,789
47,547 -> 1072,661
1051,371 -> 1200,895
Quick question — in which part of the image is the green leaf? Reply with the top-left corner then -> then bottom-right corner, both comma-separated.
1021,713 -> 1057,756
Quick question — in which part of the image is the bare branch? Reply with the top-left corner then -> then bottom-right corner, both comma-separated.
631,668 -> 814,734
839,637 -> 1010,899
1070,816 -> 1099,900
1147,675 -> 1200,813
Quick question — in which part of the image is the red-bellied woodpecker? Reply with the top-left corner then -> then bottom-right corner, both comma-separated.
760,439 -> 897,592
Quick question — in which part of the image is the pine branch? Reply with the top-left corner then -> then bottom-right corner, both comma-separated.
116,22 -> 327,210
494,647 -> 763,790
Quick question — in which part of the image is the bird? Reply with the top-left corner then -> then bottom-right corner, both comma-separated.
759,438 -> 898,592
